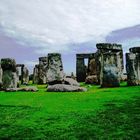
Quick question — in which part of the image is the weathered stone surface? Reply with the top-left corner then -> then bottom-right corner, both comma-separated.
1,58 -> 17,89
39,57 -> 48,65
47,53 -> 64,84
47,84 -> 87,92
33,65 -> 39,84
126,52 -> 140,86
5,88 -> 18,92
96,43 -> 123,87
85,75 -> 98,84
16,64 -> 24,84
85,57 -> 99,84
1,58 -> 16,72
96,43 -> 122,51
2,70 -> 17,89
22,67 -> 29,85
101,64 -> 120,87
76,58 -> 86,82
38,57 -> 48,84
0,65 -> 3,88
129,47 -> 140,53
63,78 -> 80,86
16,68 -> 20,87
121,73 -> 127,81
76,53 -> 95,82
19,86 -> 38,92
87,58 -> 98,75
5,86 -> 38,92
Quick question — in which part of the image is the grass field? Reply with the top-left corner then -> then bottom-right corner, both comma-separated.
0,82 -> 140,140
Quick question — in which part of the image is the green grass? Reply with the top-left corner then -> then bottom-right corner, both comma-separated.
0,82 -> 140,139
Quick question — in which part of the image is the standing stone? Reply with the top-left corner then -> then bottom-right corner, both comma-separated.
16,64 -> 25,84
76,57 -> 86,82
76,53 -> 94,82
1,58 -> 17,89
47,53 -> 64,85
22,66 -> 29,85
33,64 -> 39,84
38,57 -> 48,84
96,43 -> 123,87
85,57 -> 98,84
16,67 -> 20,87
0,64 -> 3,88
126,47 -> 140,86
88,58 -> 98,75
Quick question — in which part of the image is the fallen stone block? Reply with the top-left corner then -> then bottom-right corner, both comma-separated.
47,84 -> 87,92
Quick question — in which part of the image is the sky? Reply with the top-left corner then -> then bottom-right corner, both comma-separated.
0,0 -> 140,75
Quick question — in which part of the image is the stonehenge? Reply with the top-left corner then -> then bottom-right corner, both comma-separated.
76,43 -> 124,87
0,44 -> 140,92
126,47 -> 140,86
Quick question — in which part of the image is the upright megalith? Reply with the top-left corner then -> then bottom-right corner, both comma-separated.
87,58 -> 98,76
0,63 -> 3,88
16,64 -> 25,84
22,66 -> 29,85
126,47 -> 140,86
85,56 -> 98,84
38,57 -> 48,84
32,57 -> 48,84
76,53 -> 95,82
76,56 -> 86,82
16,67 -> 20,87
96,43 -> 124,87
47,53 -> 64,85
33,64 -> 39,84
1,58 -> 17,89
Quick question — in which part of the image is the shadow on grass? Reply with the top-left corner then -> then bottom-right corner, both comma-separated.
71,97 -> 140,140
0,104 -> 32,108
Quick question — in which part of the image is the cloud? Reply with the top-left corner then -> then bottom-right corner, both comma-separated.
106,25 -> 140,42
0,0 -> 140,54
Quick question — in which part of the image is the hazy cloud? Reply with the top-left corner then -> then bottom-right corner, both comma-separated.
0,0 -> 140,53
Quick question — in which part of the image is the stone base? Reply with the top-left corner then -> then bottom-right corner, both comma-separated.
85,75 -> 98,84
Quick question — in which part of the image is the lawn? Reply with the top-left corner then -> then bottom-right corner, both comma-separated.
0,83 -> 140,140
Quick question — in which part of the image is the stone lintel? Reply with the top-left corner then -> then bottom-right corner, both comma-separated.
48,53 -> 61,57
96,43 -> 122,51
76,53 -> 95,59
16,64 -> 25,67
129,47 -> 140,53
